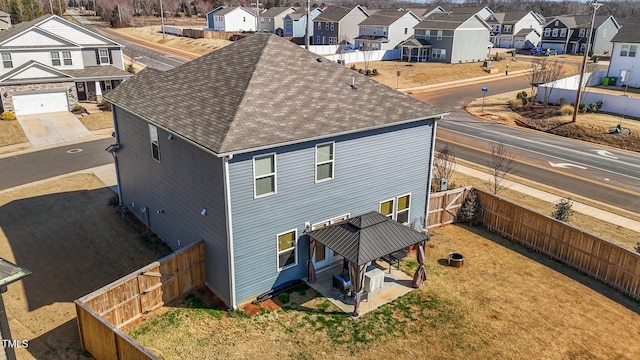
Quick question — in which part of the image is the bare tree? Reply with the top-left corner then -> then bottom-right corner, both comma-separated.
527,57 -> 564,106
433,145 -> 457,192
360,40 -> 373,74
487,142 -> 514,195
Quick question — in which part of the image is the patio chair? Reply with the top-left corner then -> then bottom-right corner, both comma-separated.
332,273 -> 352,299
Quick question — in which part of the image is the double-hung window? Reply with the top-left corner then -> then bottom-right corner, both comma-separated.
277,230 -> 297,270
579,29 -> 586,37
330,22 -> 334,31
254,154 -> 276,197
98,49 -> 110,64
51,52 -> 61,66
315,142 -> 334,182
325,22 -> 329,30
2,53 -> 13,68
379,194 -> 411,224
552,28 -> 558,37
317,22 -> 321,30
149,124 -> 160,162
544,28 -> 550,37
629,45 -> 637,57
62,51 -> 72,65
504,25 -> 512,33
621,45 -> 629,57
436,30 -> 442,40
560,28 -> 567,37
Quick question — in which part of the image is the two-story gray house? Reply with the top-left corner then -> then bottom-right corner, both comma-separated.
354,9 -> 421,51
313,5 -> 369,45
0,14 -> 131,115
283,6 -> 324,40
257,6 -> 296,36
540,15 -> 620,55
104,34 -> 445,309
400,12 -> 491,63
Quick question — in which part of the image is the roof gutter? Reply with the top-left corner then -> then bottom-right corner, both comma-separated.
215,112 -> 449,157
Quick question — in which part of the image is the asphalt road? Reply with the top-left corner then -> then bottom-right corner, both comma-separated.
0,138 -> 114,191
412,75 -> 640,213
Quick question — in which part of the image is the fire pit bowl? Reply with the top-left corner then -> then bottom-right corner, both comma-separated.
447,252 -> 465,267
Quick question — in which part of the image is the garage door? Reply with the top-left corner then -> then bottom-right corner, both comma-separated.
13,92 -> 68,116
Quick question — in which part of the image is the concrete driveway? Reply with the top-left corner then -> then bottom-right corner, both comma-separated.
17,112 -> 94,147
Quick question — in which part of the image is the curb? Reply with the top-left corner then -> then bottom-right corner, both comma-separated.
400,68 -> 532,94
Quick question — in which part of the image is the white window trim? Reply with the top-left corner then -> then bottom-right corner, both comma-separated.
1,53 -> 11,68
149,124 -> 161,163
253,153 -> 277,198
630,45 -> 637,57
315,141 -> 335,183
396,192 -> 411,225
312,213 -> 350,230
62,51 -> 72,65
621,45 -> 629,57
51,51 -> 61,66
437,30 -> 442,40
277,229 -> 298,271
379,198 -> 395,219
99,49 -> 109,65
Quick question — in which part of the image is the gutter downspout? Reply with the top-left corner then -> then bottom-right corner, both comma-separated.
223,154 -> 237,310
112,107 -> 124,206
424,116 -> 440,231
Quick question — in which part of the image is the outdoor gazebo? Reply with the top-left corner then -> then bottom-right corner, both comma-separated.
307,211 -> 429,316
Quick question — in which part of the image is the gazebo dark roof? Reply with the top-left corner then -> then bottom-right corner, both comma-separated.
307,212 -> 429,266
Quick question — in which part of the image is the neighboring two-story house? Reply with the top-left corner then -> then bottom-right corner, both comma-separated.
402,6 -> 445,19
486,11 -> 544,49
313,5 -> 369,45
540,15 -> 619,55
0,14 -> 131,115
283,6 -> 324,40
354,9 -> 421,51
257,6 -> 296,36
0,11 -> 11,31
444,5 -> 493,21
104,34 -> 445,309
206,6 -> 257,32
607,20 -> 640,87
401,12 -> 491,63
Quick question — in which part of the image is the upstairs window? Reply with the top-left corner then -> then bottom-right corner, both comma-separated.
630,45 -> 637,57
149,124 -> 160,162
51,52 -> 61,66
425,30 -> 430,40
317,22 -> 321,30
277,230 -> 297,270
552,28 -> 558,37
379,194 -> 411,224
325,22 -> 329,30
315,142 -> 334,182
404,27 -> 408,35
330,22 -> 334,30
579,29 -> 585,37
621,45 -> 636,57
62,51 -> 72,65
560,29 -> 567,37
2,53 -> 12,68
98,49 -> 110,64
254,154 -> 276,197
544,28 -> 550,37
437,30 -> 442,40
503,25 -> 512,32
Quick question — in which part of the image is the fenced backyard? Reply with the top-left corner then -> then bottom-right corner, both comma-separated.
75,188 -> 639,359
75,241 -> 205,360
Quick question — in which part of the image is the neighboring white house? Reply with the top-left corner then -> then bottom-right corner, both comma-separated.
0,14 -> 132,115
206,6 -> 257,32
283,7 -> 324,38
354,9 -> 421,51
486,11 -> 544,48
607,20 -> 640,87
0,11 -> 11,31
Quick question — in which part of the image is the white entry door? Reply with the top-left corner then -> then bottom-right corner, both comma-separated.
312,214 -> 349,269
13,92 -> 68,116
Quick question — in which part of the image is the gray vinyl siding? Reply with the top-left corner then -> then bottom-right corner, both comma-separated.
452,28 -> 490,64
228,119 -> 436,303
314,22 -> 338,44
81,48 -> 123,68
113,106 -> 232,305
593,20 -> 618,55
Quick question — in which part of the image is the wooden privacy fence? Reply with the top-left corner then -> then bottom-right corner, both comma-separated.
75,241 -> 205,360
427,186 -> 472,228
476,189 -> 640,300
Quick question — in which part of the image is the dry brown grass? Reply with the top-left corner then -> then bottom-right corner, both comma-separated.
78,112 -> 114,131
466,89 -> 640,152
0,119 -> 27,147
112,26 -> 231,57
351,59 -> 534,89
126,224 -> 640,360
448,166 -> 640,251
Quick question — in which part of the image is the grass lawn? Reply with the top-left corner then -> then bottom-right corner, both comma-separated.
125,224 -> 640,360
78,112 -> 114,131
0,119 -> 27,147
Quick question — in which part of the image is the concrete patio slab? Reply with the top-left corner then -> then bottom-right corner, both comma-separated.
17,112 -> 94,147
307,260 -> 415,317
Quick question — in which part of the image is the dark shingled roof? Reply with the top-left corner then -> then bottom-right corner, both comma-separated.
260,6 -> 295,19
105,34 -> 444,155
416,12 -> 479,30
314,5 -> 366,23
359,11 -> 407,26
611,21 -> 639,43
308,212 -> 429,265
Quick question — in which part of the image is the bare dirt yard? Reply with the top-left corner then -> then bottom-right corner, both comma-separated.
466,89 -> 640,153
125,224 -> 640,360
0,174 -> 170,359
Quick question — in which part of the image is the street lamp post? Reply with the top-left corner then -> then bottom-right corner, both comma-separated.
572,1 -> 602,122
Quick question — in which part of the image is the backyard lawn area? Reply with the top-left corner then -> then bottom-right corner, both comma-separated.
125,224 -> 640,360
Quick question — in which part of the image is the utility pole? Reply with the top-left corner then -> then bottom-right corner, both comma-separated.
304,0 -> 310,49
572,1 -> 602,122
160,0 -> 165,39
255,0 -> 261,33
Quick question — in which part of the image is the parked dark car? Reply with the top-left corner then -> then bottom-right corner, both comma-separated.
529,47 -> 542,55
